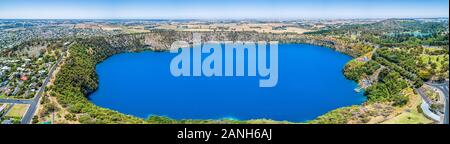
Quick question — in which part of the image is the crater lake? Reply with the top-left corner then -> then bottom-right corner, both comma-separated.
89,44 -> 366,122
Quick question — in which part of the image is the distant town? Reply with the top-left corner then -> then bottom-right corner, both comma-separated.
0,18 -> 397,49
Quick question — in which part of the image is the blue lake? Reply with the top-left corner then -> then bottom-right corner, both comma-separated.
89,44 -> 366,122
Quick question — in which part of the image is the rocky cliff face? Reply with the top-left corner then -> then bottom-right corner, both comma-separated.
79,30 -> 312,51
141,30 -> 320,51
106,31 -> 315,51
3,30 -> 355,58
140,30 -> 353,56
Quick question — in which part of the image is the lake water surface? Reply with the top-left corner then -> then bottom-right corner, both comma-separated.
89,44 -> 366,122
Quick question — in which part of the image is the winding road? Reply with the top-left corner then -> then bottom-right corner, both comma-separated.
415,88 -> 441,122
425,81 -> 449,124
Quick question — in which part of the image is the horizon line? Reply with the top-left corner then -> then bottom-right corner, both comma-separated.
1,17 -> 449,20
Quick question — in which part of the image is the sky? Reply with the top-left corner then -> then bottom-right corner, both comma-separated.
0,0 -> 448,19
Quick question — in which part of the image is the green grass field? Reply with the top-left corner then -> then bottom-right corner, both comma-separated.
5,104 -> 29,118
382,109 -> 433,124
382,93 -> 433,124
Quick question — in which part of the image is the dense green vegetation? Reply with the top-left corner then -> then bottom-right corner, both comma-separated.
49,35 -> 270,124
344,59 -> 410,106
365,69 -> 409,106
52,44 -> 146,124
310,19 -> 449,48
47,19 -> 448,124
337,20 -> 448,105
309,19 -> 448,124
344,60 -> 381,81
309,106 -> 358,124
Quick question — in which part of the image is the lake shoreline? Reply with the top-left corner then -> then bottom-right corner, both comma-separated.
88,43 -> 366,123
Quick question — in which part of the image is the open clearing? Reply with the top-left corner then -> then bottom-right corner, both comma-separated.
382,93 -> 433,124
5,104 -> 30,118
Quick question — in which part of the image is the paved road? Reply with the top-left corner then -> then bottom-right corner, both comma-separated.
0,99 -> 33,104
416,88 -> 433,104
19,52 -> 65,124
425,81 -> 449,124
443,85 -> 449,124
415,88 -> 441,122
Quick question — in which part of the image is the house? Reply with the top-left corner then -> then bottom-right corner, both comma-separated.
24,90 -> 30,98
0,103 -> 7,113
38,70 -> 47,75
29,82 -> 37,89
0,80 -> 8,87
357,56 -> 369,62
6,60 -> 19,63
1,119 -> 13,124
12,86 -> 20,96
45,63 -> 52,69
2,87 -> 11,95
24,58 -> 32,62
17,67 -> 25,71
20,75 -> 28,81
1,66 -> 11,71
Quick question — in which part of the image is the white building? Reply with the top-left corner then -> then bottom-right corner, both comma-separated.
1,66 -> 11,71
